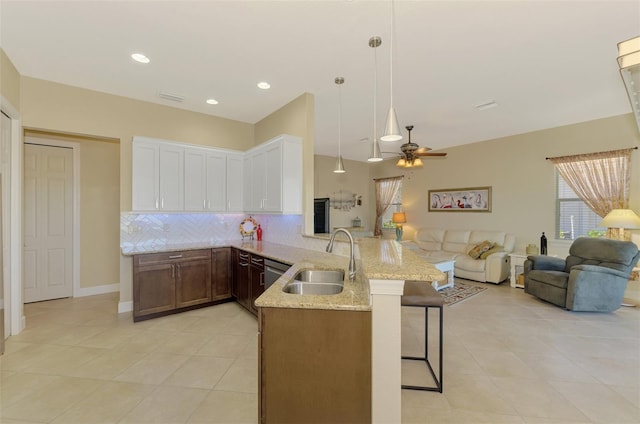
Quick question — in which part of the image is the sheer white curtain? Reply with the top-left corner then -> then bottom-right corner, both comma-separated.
373,176 -> 403,236
549,148 -> 634,238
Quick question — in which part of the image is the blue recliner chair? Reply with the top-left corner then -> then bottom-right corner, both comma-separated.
524,237 -> 640,312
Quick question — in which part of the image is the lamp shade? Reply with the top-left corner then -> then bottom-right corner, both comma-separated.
392,212 -> 406,224
599,209 -> 640,229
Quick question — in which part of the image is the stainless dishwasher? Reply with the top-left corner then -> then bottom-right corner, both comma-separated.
264,259 -> 291,289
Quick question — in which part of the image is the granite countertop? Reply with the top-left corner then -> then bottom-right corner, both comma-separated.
121,238 -> 445,312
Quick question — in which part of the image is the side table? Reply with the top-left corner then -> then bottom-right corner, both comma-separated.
424,258 -> 455,291
508,253 -> 527,288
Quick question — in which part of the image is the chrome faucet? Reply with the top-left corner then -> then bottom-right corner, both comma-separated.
326,228 -> 356,281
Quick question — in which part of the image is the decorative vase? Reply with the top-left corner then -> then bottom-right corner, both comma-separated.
526,244 -> 538,255
395,225 -> 403,241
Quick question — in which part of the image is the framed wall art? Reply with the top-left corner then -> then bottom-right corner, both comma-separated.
428,186 -> 492,212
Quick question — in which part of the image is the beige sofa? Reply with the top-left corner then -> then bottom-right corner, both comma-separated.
404,228 -> 516,284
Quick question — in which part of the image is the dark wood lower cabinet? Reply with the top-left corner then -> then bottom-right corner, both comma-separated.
212,247 -> 232,301
133,249 -> 222,321
259,307 -> 372,423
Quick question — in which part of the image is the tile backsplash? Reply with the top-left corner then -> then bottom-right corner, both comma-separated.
120,213 -> 351,256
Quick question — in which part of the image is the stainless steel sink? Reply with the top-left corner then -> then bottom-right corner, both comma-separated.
282,282 -> 344,295
282,269 -> 345,295
293,269 -> 345,283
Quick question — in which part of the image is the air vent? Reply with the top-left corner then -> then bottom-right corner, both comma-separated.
475,100 -> 498,110
158,91 -> 185,102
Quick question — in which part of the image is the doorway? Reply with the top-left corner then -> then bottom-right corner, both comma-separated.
23,143 -> 74,302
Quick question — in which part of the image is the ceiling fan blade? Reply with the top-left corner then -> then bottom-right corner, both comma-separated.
415,152 -> 447,157
414,147 -> 432,154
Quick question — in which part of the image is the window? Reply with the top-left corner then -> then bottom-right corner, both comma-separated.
556,173 -> 605,240
381,182 -> 402,229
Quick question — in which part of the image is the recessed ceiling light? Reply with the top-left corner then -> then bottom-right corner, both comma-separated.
206,98 -> 219,105
257,81 -> 271,90
131,53 -> 150,64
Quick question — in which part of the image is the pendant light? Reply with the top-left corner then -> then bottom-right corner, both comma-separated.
333,77 -> 346,173
381,0 -> 402,142
368,36 -> 383,162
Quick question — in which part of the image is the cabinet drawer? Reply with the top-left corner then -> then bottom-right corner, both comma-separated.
134,249 -> 211,266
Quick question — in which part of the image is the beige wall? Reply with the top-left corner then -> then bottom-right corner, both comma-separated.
314,155 -> 372,230
20,76 -> 255,211
369,113 -> 640,252
0,49 -> 20,109
255,93 -> 315,233
25,131 -> 120,288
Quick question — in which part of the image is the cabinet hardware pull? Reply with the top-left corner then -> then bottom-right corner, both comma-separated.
169,255 -> 183,259
260,272 -> 264,286
208,200 -> 211,209
161,198 -> 164,209
203,199 -> 206,209
240,263 -> 249,267
172,264 -> 175,279
155,199 -> 159,209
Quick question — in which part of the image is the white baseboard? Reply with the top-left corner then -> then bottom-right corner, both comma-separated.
75,283 -> 119,298
118,301 -> 133,314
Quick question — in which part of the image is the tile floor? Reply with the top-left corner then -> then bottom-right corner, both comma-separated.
1,279 -> 638,423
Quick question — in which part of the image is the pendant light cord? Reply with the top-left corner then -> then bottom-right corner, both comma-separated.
338,82 -> 342,157
389,0 -> 395,109
374,43 -> 378,142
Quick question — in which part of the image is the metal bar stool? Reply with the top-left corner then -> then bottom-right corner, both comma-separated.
401,281 -> 444,392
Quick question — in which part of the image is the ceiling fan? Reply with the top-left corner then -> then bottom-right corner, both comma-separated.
385,125 -> 447,168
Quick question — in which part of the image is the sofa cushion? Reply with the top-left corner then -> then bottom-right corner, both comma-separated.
480,244 -> 504,259
442,230 -> 471,253
468,240 -> 494,259
455,254 -> 487,272
414,228 -> 445,251
528,270 -> 569,289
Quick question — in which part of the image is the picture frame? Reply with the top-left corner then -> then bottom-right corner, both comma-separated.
428,186 -> 492,212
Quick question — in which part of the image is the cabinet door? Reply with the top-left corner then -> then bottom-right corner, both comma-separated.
184,148 -> 206,211
133,263 -> 176,318
206,152 -> 226,211
242,155 -> 253,212
176,258 -> 212,308
226,154 -> 243,212
246,151 -> 267,212
250,255 -> 265,315
212,247 -> 231,300
236,251 -> 251,310
263,142 -> 282,212
132,141 -> 159,211
159,145 -> 184,211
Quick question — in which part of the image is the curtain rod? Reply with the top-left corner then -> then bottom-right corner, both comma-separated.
545,146 -> 637,160
373,175 -> 404,181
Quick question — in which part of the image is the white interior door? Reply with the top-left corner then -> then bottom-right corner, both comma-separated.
23,144 -> 73,303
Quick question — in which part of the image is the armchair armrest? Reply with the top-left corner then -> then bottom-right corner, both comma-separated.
571,264 -> 630,279
526,255 -> 566,272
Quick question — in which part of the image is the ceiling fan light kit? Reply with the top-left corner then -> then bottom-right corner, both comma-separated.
395,125 -> 446,168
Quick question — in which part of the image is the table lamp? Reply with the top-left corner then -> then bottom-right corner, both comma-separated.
599,209 -> 640,241
392,212 -> 406,241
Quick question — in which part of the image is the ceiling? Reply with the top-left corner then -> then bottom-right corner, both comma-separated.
1,1 -> 639,162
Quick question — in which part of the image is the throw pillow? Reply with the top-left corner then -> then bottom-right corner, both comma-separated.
468,240 -> 494,259
479,244 -> 504,259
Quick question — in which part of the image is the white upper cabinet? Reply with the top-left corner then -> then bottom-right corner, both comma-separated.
132,139 -> 160,211
132,138 -> 184,211
244,135 -> 302,214
132,134 -> 301,214
205,151 -> 227,211
226,153 -> 244,212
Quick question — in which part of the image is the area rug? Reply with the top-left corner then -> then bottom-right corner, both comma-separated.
439,280 -> 487,306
